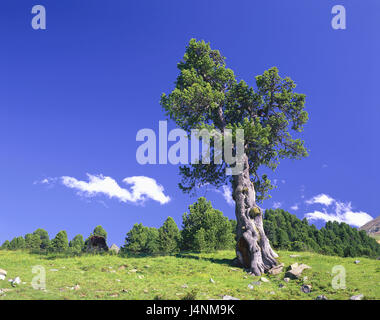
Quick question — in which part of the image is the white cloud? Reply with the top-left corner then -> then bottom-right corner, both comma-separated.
34,177 -> 57,185
305,209 -> 372,228
304,195 -> 373,227
214,185 -> 234,206
305,193 -> 334,206
60,174 -> 170,205
221,186 -> 234,206
290,204 -> 299,211
273,202 -> 282,209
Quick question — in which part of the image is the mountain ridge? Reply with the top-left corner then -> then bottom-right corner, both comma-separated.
359,216 -> 380,236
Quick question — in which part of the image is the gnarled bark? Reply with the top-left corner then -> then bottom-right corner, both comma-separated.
232,154 -> 278,276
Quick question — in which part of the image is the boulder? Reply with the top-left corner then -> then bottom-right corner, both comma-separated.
285,263 -> 311,279
301,284 -> 312,294
86,236 -> 108,253
109,244 -> 120,254
268,263 -> 284,275
11,277 -> 21,287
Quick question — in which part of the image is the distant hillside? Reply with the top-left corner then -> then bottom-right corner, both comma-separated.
359,216 -> 380,236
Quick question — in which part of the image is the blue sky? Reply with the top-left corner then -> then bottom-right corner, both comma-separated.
1,1 -> 379,246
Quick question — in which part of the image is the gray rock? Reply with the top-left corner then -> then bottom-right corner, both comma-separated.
268,263 -> 284,275
301,284 -> 312,293
222,295 -> 240,300
247,284 -> 254,290
350,294 -> 364,300
354,260 -> 360,264
210,278 -> 215,283
250,281 -> 261,286
11,277 -> 21,287
181,284 -> 188,288
316,295 -> 328,300
285,263 -> 311,279
260,277 -> 269,283
289,254 -> 301,258
109,244 -> 120,254
0,268 -> 7,276
0,275 -> 5,281
284,277 -> 290,283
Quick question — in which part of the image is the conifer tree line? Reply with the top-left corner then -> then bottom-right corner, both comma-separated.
263,209 -> 380,258
1,197 -> 379,258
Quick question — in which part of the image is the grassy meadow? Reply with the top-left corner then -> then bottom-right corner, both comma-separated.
0,250 -> 379,300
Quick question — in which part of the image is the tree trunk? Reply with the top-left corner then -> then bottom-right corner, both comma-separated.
232,153 -> 278,276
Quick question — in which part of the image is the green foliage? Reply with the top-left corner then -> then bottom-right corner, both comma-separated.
25,233 -> 42,251
50,230 -> 69,253
9,236 -> 26,250
158,217 -> 181,254
181,197 -> 235,252
161,39 -> 308,202
92,225 -> 107,240
33,228 -> 50,250
69,234 -> 85,253
123,223 -> 159,254
264,209 -> 380,258
1,240 -> 10,250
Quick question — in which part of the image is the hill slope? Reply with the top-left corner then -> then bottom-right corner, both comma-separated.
359,216 -> 380,237
0,250 -> 379,300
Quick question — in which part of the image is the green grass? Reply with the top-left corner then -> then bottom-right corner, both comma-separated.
0,250 -> 379,300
